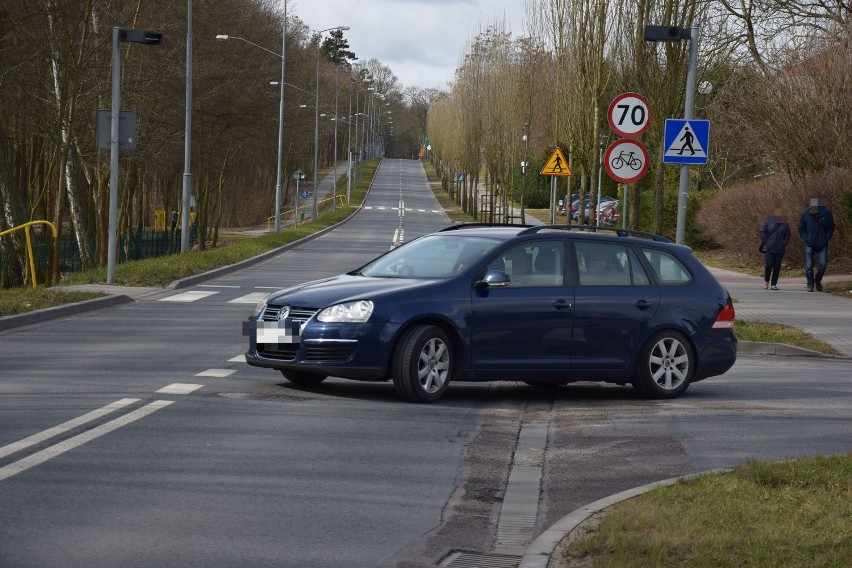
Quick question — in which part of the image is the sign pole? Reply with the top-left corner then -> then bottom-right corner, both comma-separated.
107,28 -> 121,284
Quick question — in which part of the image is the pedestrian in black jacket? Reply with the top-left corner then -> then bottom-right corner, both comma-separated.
758,201 -> 791,290
797,198 -> 836,292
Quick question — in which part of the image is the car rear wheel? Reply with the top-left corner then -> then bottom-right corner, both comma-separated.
632,330 -> 693,399
280,370 -> 327,386
392,325 -> 451,403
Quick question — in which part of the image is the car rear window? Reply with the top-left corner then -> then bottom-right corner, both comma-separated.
641,248 -> 693,284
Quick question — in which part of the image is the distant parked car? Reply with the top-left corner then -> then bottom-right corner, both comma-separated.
572,195 -> 617,221
245,224 -> 737,403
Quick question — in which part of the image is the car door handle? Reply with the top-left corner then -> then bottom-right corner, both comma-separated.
635,299 -> 654,310
554,299 -> 573,311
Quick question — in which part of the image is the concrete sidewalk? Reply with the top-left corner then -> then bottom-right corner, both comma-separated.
710,267 -> 852,358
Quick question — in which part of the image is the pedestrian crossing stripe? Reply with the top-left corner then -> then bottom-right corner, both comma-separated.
663,119 -> 710,165
158,290 -> 219,302
227,292 -> 268,304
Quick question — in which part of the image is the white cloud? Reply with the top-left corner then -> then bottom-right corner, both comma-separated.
289,0 -> 527,90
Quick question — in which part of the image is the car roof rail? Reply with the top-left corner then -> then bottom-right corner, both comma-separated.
518,224 -> 672,242
439,223 -> 533,232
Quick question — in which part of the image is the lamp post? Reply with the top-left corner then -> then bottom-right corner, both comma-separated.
312,26 -> 350,220
216,22 -> 287,233
596,133 -> 606,226
354,85 -> 374,185
644,25 -> 699,244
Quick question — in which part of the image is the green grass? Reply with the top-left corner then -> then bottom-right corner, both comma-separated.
565,453 -> 852,567
0,287 -> 107,317
734,320 -> 843,356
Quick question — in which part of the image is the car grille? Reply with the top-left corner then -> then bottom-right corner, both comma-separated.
260,305 -> 318,324
256,306 -> 319,361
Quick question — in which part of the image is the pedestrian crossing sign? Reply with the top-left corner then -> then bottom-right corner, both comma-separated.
663,119 -> 710,164
540,147 -> 572,176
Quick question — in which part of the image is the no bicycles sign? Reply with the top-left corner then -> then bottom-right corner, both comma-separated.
604,138 -> 650,184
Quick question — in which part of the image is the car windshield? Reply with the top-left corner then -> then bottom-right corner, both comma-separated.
355,235 -> 502,279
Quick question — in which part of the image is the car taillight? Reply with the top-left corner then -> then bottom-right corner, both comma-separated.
712,297 -> 735,329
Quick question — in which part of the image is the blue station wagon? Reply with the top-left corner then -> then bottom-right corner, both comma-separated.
245,225 -> 737,402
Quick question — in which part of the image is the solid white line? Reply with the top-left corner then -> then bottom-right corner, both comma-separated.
198,284 -> 240,288
0,400 -> 174,482
0,398 -> 140,460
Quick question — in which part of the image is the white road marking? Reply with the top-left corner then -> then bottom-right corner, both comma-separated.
195,369 -> 236,378
0,400 -> 174,483
229,355 -> 246,363
156,383 -> 204,395
158,290 -> 219,303
0,398 -> 140,460
199,284 -> 240,288
228,292 -> 269,304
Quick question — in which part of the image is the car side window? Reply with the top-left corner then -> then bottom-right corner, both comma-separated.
641,248 -> 693,284
486,241 -> 563,287
576,242 -> 632,286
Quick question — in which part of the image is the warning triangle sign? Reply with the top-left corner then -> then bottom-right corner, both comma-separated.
540,147 -> 572,177
664,122 -> 707,159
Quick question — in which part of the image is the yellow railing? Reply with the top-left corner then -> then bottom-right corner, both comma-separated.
0,220 -> 58,288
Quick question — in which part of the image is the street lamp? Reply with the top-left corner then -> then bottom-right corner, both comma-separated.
354,85 -> 374,185
644,25 -> 699,245
216,21 -> 287,233
312,26 -> 350,220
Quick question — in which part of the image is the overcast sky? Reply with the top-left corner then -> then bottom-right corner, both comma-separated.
289,0 -> 528,91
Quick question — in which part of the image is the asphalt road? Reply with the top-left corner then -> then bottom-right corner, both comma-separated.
2,159 -> 851,568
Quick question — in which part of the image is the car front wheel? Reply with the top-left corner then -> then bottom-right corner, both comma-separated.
280,369 -> 327,386
392,325 -> 452,403
632,331 -> 693,399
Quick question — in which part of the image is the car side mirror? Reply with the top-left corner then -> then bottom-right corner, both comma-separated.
475,270 -> 511,289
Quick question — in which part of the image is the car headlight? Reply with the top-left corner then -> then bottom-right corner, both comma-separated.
317,300 -> 374,323
252,297 -> 268,318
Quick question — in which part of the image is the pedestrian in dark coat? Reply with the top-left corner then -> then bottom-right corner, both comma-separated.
758,201 -> 791,290
797,198 -> 836,292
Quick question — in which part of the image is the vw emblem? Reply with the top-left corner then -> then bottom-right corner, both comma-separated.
277,306 -> 290,321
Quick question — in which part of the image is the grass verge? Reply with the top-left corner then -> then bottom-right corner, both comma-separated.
564,453 -> 852,567
734,320 -> 843,356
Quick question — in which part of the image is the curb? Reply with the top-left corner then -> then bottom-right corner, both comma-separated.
519,468 -> 732,568
736,340 -> 832,358
0,294 -> 133,332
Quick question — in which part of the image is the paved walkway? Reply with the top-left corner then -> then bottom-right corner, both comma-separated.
710,267 -> 852,357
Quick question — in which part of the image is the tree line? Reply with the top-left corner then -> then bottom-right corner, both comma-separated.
426,0 -> 851,239
0,0 -> 429,287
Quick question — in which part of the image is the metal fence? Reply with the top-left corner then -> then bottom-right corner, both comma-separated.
1,226 -> 198,278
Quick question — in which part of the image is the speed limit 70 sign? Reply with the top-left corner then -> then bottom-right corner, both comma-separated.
608,92 -> 652,138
